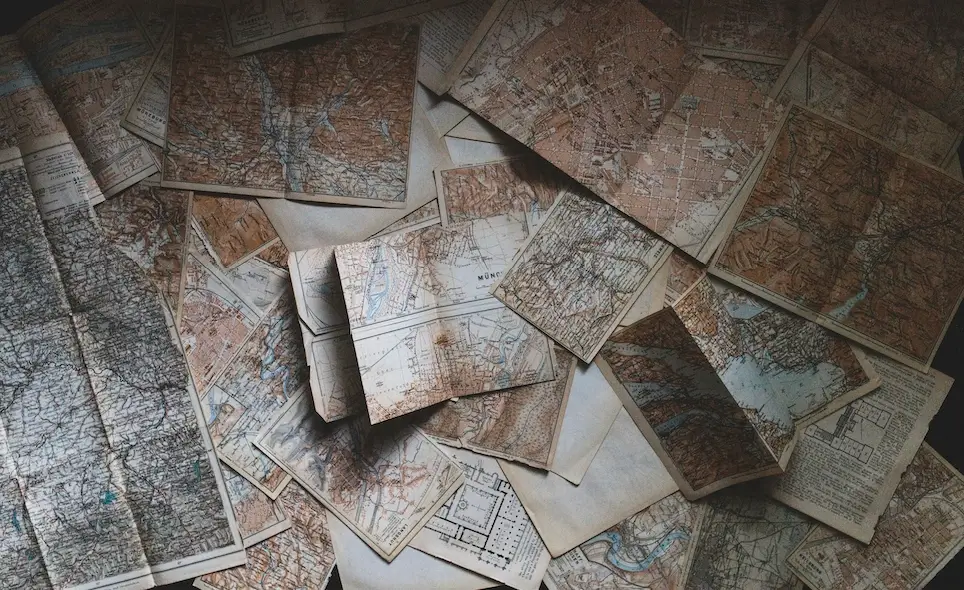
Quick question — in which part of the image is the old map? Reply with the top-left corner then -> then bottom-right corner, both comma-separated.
204,294 -> 308,498
195,482 -> 337,590
164,4 -> 418,206
335,214 -> 556,423
95,184 -> 191,320
775,46 -> 962,168
673,276 -> 879,466
686,488 -> 811,590
0,146 -> 244,589
436,155 -> 568,227
222,466 -> 290,548
493,190 -> 670,362
411,448 -> 552,590
17,0 -> 160,196
192,195 -> 280,269
789,444 -> 964,590
306,329 -> 366,422
289,246 -> 350,338
597,308 -> 780,499
809,0 -> 964,132
450,0 -> 782,261
545,492 -> 704,590
711,106 -> 964,370
419,346 -> 577,469
255,389 -> 464,561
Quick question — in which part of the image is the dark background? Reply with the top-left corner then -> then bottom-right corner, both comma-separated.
5,2 -> 964,588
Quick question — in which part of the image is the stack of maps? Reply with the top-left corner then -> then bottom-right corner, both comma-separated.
2,0 -> 964,589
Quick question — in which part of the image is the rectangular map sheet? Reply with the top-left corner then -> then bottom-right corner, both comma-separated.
121,23 -> 173,148
711,106 -> 964,370
682,0 -> 827,64
164,3 -> 418,207
192,195 -> 281,269
17,0 -> 160,197
179,251 -> 263,393
501,409 -> 678,557
544,491 -> 704,590
327,509 -> 498,590
95,184 -> 191,322
306,328 -> 367,423
195,482 -> 337,590
773,44 -> 962,168
788,444 -> 964,590
334,214 -> 557,423
803,0 -> 964,133
0,146 -> 245,589
598,275 -> 879,499
254,388 -> 465,561
492,190 -> 671,363
449,0 -> 784,262
221,0 -> 463,55
418,346 -> 577,469
0,36 -> 106,208
204,293 -> 308,498
768,355 -> 953,543
222,466 -> 291,548
683,486 -> 812,590
410,448 -> 552,590
435,155 -> 567,228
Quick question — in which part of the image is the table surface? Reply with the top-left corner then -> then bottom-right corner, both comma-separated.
3,3 -> 964,589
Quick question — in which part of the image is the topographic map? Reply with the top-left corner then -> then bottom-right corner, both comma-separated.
493,190 -> 670,363
222,466 -> 291,548
335,214 -> 556,423
809,0 -> 964,132
180,252 -> 262,393
598,308 -> 779,499
789,444 -> 964,590
664,251 -> 704,306
0,146 -> 244,589
682,0 -> 826,62
370,198 -> 442,237
545,491 -> 704,590
17,0 -> 160,196
419,346 -> 577,469
164,4 -> 418,206
673,276 -> 879,466
196,482 -> 337,590
192,195 -> 280,268
686,488 -> 811,590
255,388 -> 464,561
437,156 -> 567,228
776,46 -> 962,168
204,294 -> 308,498
711,106 -> 964,370
450,0 -> 782,261
95,184 -> 191,319
411,448 -> 552,590
290,246 -> 351,337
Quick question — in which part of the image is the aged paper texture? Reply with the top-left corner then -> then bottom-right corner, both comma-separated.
122,24 -> 173,148
492,190 -> 671,363
684,487 -> 811,590
192,195 -> 280,269
0,146 -> 245,589
411,448 -> 552,590
711,106 -> 964,370
255,388 -> 465,561
164,4 -> 417,207
450,0 -> 783,261
195,482 -> 336,590
768,355 -> 953,542
774,45 -> 962,168
500,409 -> 678,557
306,329 -> 367,423
545,491 -> 704,590
222,466 -> 290,548
788,444 -> 964,590
204,293 -> 308,498
18,0 -> 160,196
335,214 -> 556,423
419,346 -> 577,469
